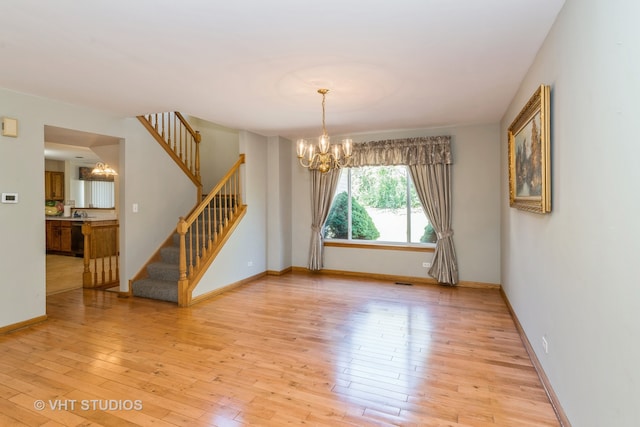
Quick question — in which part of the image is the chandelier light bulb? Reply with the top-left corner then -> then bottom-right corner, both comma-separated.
91,161 -> 118,176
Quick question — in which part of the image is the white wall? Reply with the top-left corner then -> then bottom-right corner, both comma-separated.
292,123 -> 501,285
192,130 -> 268,297
0,88 -> 124,327
500,1 -> 640,425
44,159 -> 65,172
188,116 -> 239,191
267,136 -> 293,273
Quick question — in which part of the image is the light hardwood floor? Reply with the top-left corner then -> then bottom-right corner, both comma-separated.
2,272 -> 560,426
46,254 -> 84,295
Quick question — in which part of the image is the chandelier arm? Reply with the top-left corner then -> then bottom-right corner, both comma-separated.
326,152 -> 351,169
334,156 -> 351,168
298,156 -> 313,169
299,153 -> 324,170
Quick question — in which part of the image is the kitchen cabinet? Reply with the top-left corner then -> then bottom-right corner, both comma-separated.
46,220 -> 72,253
45,171 -> 64,201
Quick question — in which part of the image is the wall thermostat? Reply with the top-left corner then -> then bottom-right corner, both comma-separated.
1,193 -> 18,203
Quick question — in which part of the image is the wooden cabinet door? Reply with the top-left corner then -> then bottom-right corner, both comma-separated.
59,223 -> 72,252
50,172 -> 64,200
46,221 -> 73,253
46,221 -> 54,250
47,222 -> 61,251
45,171 -> 65,201
44,171 -> 52,200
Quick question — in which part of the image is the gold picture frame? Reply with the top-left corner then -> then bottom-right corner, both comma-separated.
508,84 -> 551,214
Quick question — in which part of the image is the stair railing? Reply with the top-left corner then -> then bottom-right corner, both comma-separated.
176,154 -> 246,306
137,112 -> 203,201
82,220 -> 120,288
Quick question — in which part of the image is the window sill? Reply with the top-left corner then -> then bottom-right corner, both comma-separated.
324,240 -> 435,253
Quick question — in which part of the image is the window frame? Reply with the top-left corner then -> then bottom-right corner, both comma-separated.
323,165 -> 436,252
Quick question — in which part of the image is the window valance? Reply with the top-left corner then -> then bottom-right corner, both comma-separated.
78,166 -> 115,182
350,136 -> 452,167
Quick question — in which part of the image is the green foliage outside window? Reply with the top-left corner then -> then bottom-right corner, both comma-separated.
420,223 -> 437,244
352,167 -> 421,210
324,191 -> 380,240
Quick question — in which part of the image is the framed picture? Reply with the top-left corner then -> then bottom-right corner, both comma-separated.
508,84 -> 551,214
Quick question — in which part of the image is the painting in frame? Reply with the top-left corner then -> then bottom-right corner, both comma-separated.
508,84 -> 551,214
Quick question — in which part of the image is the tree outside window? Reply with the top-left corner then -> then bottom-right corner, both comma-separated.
324,165 -> 436,244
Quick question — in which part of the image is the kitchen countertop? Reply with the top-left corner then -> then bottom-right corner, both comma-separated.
45,216 -> 117,222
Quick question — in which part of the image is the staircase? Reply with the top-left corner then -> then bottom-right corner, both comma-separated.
131,197 -> 237,303
131,112 -> 246,306
131,233 -> 182,303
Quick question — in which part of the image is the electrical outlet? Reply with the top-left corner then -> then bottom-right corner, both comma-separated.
542,336 -> 549,354
247,261 -> 253,267
422,262 -> 431,268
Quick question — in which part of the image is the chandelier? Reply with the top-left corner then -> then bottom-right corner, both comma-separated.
296,89 -> 353,173
91,162 -> 118,176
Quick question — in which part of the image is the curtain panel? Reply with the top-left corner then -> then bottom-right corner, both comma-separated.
408,163 -> 459,285
308,168 -> 342,271
351,135 -> 458,285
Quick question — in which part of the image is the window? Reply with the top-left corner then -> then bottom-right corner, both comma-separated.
324,165 -> 436,244
83,180 -> 115,208
70,180 -> 115,208
76,166 -> 115,208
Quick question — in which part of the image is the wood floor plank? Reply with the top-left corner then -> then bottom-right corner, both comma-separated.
46,254 -> 84,296
2,269 -> 561,426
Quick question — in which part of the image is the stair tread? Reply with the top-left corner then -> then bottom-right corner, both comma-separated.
160,247 -> 177,262
148,261 -> 178,270
147,261 -> 180,281
132,278 -> 178,303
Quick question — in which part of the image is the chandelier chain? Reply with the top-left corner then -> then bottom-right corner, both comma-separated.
320,89 -> 328,136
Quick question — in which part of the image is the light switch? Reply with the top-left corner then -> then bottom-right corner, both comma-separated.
1,117 -> 18,137
132,203 -> 139,213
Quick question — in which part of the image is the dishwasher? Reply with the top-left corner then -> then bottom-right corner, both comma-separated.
71,222 -> 84,257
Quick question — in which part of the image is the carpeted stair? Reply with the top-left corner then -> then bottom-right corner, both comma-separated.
131,199 -> 235,304
131,233 -> 184,303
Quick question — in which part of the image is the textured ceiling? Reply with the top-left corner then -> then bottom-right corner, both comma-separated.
1,0 -> 564,141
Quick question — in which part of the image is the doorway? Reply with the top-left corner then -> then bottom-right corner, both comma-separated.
44,125 -> 122,296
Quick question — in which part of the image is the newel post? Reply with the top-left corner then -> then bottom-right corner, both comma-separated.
176,217 -> 190,306
82,222 -> 93,287
195,131 -> 203,203
238,153 -> 245,207
194,131 -> 201,183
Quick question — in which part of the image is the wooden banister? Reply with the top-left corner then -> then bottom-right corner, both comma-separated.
82,220 -> 120,288
137,112 -> 203,201
176,154 -> 246,306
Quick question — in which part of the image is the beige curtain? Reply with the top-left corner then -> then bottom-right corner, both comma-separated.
350,136 -> 451,167
408,163 -> 458,285
352,136 -> 458,285
308,168 -> 342,271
